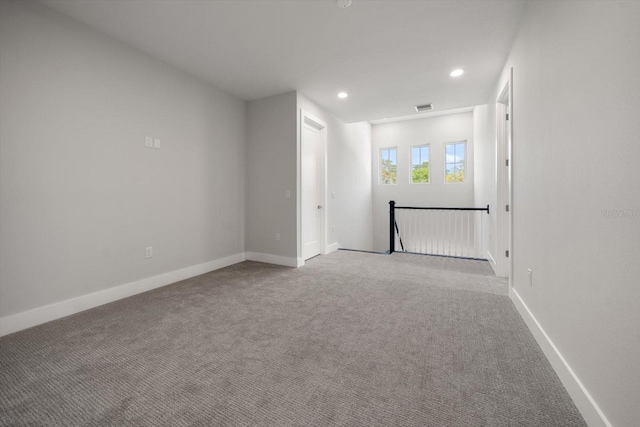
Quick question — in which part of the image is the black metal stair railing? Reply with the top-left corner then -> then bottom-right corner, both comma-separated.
389,200 -> 490,260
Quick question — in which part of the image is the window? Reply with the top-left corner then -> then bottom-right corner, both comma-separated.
411,144 -> 430,184
379,147 -> 397,184
445,142 -> 465,182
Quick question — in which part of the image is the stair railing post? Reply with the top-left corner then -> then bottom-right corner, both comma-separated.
389,200 -> 396,254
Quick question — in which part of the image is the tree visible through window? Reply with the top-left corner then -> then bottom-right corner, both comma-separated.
411,144 -> 430,183
380,147 -> 397,184
445,142 -> 465,182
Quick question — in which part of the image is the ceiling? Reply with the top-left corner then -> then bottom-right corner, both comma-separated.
41,0 -> 527,123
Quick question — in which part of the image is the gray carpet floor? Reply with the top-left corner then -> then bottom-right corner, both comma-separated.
0,251 -> 585,426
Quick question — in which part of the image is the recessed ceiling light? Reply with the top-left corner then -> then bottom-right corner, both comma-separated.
338,92 -> 348,99
450,69 -> 464,77
336,0 -> 352,8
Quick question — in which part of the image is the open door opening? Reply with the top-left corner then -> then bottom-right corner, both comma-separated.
496,71 -> 513,280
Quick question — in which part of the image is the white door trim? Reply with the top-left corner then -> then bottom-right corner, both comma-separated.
496,69 -> 513,282
298,109 -> 327,265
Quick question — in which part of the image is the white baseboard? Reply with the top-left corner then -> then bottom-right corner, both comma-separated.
509,287 -> 611,427
326,242 -> 340,254
245,252 -> 300,268
486,251 -> 497,274
0,253 -> 246,337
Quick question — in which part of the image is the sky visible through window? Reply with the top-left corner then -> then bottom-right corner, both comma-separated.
411,145 -> 430,183
380,147 -> 397,184
381,147 -> 396,164
445,142 -> 465,182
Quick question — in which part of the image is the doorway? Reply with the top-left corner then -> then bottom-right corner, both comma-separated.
300,111 -> 327,261
496,70 -> 513,280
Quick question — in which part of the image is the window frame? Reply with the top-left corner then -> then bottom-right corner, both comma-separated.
410,144 -> 431,185
444,141 -> 466,184
379,146 -> 398,185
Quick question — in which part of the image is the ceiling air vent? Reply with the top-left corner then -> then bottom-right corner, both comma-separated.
415,103 -> 433,112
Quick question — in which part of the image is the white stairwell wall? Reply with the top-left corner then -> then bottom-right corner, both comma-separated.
371,112 -> 475,252
472,104 -> 497,266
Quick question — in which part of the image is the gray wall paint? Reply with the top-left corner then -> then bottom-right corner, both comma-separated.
495,2 -> 640,425
245,92 -> 297,259
371,113 -> 475,252
245,92 -> 374,260
297,94 -> 373,252
3,3 -> 638,424
0,1 -> 246,317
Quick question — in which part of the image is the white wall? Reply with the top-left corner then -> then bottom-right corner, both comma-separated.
297,94 -> 373,252
494,2 -> 640,426
371,113 -> 475,252
245,91 -> 298,264
0,2 -> 246,327
473,105 -> 498,265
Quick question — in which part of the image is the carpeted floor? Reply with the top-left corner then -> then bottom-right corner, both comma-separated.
0,251 -> 585,426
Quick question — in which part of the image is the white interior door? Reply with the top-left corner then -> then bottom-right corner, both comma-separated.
302,122 -> 321,260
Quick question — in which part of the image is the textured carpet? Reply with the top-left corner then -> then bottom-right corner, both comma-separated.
0,251 -> 585,426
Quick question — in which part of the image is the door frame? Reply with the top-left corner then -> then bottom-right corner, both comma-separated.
298,109 -> 327,266
496,69 -> 513,282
